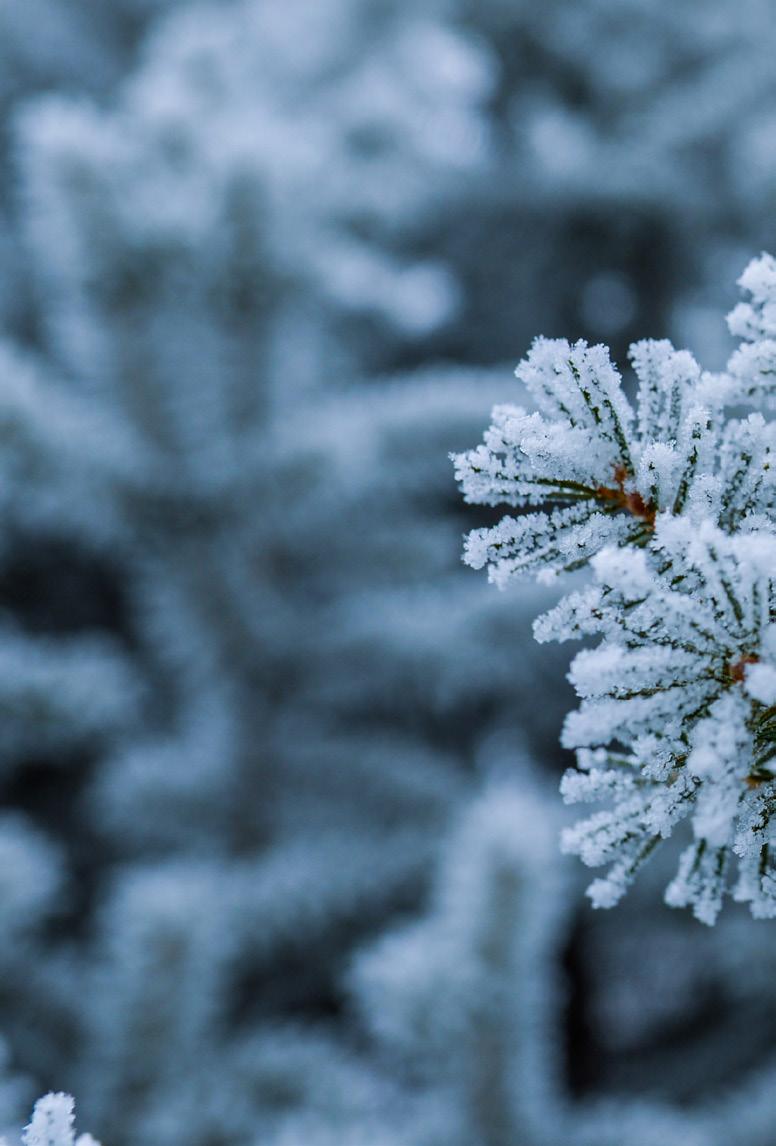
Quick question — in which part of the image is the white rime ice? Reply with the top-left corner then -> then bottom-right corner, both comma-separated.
457,254 -> 776,923
13,1094 -> 99,1146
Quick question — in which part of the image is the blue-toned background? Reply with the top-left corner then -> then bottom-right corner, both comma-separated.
0,2 -> 775,1142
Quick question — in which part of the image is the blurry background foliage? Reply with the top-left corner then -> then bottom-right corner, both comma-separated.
0,1 -> 775,1143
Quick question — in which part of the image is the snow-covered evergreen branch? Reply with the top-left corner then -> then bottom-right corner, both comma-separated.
457,254 -> 776,922
7,1094 -> 98,1146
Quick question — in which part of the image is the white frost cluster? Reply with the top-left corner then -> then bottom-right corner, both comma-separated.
1,1093 -> 99,1146
457,254 -> 776,922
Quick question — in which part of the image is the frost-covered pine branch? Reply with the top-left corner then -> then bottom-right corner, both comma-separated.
457,253 -> 776,923
8,1094 -> 99,1146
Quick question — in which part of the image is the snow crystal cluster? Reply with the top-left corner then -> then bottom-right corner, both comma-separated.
456,254 -> 776,923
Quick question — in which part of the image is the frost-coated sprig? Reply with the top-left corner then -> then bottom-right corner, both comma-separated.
5,1093 -> 100,1146
455,254 -> 776,923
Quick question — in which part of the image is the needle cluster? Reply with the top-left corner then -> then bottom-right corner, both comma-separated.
456,255 -> 776,922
